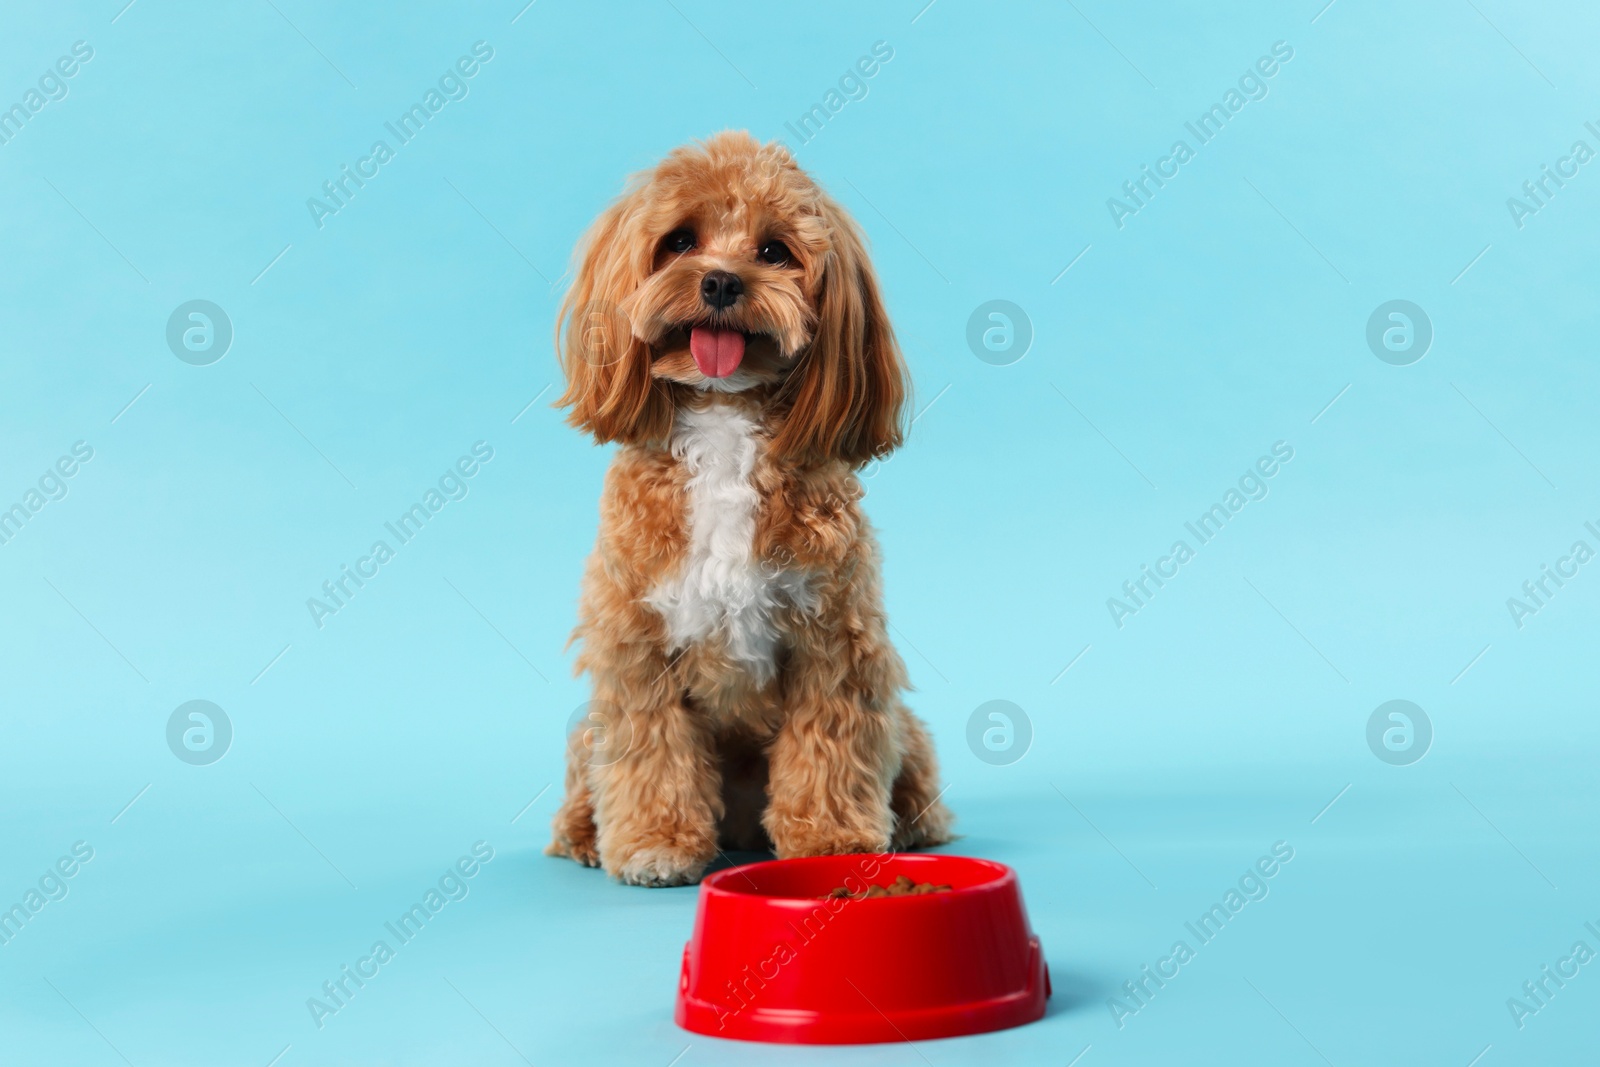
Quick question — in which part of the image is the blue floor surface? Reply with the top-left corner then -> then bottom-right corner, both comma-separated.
4,1 -> 1598,1063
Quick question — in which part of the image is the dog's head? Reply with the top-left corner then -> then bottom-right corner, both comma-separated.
556,131 -> 907,466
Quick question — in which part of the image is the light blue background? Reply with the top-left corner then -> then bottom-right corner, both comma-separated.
2,1 -> 1597,1064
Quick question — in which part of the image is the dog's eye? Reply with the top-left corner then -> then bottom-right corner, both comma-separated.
757,240 -> 791,266
663,229 -> 697,254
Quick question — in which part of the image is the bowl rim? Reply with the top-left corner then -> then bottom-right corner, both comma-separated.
700,852 -> 1016,904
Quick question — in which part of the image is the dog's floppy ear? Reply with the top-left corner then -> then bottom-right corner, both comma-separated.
555,186 -> 675,447
770,193 -> 909,468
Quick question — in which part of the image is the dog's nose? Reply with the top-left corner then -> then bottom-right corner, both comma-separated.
700,270 -> 744,310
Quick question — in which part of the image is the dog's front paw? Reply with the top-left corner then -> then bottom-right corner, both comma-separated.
768,822 -> 891,860
609,842 -> 711,887
545,835 -> 601,868
547,801 -> 602,868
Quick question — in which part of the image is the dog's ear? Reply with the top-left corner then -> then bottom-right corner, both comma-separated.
770,194 -> 909,468
556,187 -> 674,447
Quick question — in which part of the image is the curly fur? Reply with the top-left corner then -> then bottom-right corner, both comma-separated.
546,132 -> 953,887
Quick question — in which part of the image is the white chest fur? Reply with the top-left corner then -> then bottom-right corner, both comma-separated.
645,404 -> 810,681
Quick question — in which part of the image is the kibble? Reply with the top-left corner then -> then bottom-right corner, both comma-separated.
825,874 -> 953,899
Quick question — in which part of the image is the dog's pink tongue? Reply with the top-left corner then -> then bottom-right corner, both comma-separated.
689,327 -> 745,378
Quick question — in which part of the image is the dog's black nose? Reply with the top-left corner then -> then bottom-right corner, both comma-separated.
700,270 -> 744,310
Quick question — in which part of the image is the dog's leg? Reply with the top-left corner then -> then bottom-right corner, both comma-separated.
763,691 -> 895,857
546,722 -> 600,867
762,622 -> 900,857
890,703 -> 954,849
588,673 -> 722,887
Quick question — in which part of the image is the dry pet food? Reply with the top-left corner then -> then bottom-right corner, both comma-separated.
825,874 -> 953,899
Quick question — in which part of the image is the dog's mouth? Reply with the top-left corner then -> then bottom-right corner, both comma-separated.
687,325 -> 746,378
654,321 -> 783,384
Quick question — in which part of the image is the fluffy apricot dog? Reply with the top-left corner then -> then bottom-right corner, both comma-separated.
547,132 -> 952,886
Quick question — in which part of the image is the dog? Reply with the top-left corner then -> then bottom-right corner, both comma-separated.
546,131 -> 952,887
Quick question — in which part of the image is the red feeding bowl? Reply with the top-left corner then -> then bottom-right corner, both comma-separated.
675,853 -> 1050,1044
